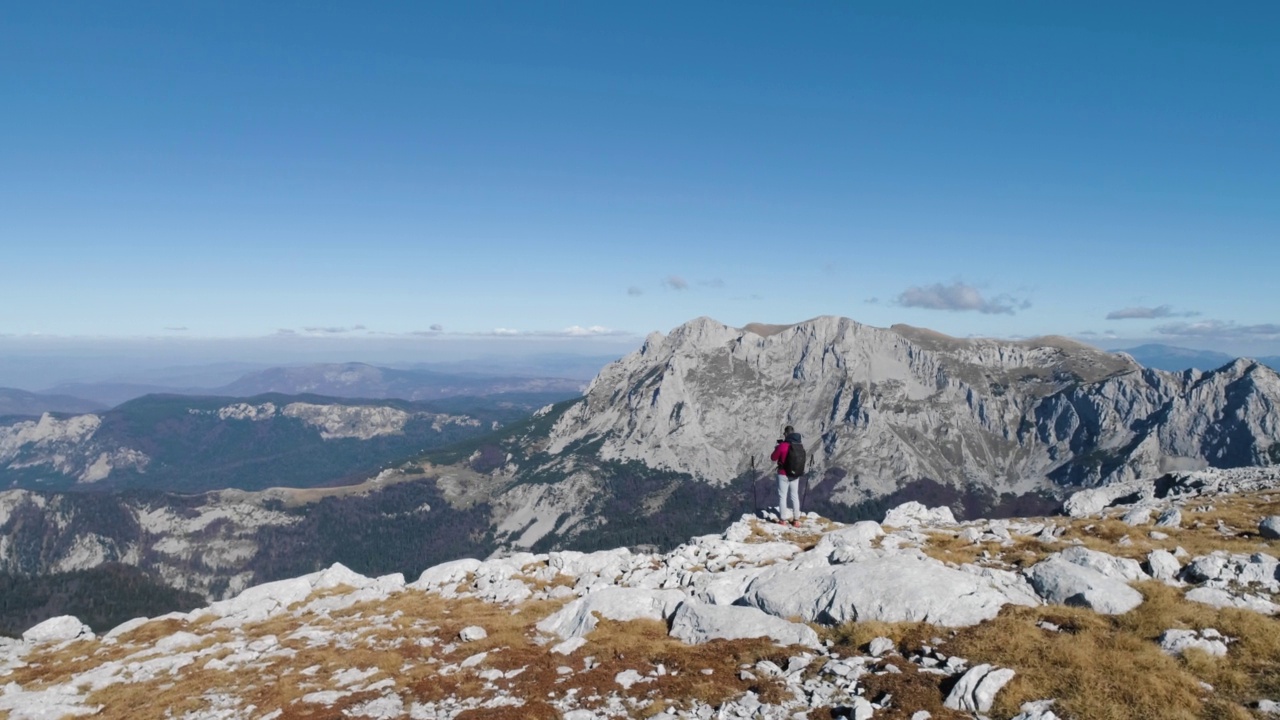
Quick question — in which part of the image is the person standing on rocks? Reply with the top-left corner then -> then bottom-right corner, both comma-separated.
770,425 -> 806,527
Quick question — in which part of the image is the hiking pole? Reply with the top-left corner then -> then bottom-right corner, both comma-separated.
749,456 -> 759,514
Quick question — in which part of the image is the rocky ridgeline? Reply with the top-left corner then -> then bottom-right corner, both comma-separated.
543,316 -> 1280,498
4,466 -> 1280,719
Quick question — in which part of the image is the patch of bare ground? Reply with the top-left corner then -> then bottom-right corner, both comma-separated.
741,517 -> 837,550
820,622 -> 966,720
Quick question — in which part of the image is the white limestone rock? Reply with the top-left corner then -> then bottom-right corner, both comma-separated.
459,626 -> 487,642
1156,507 -> 1183,528
1121,506 -> 1153,526
1146,550 -> 1183,584
1260,516 -> 1280,540
812,521 -> 885,564
408,558 -> 483,594
1011,699 -> 1062,720
882,502 -> 957,528
668,601 -> 820,648
1065,480 -> 1150,518
536,587 -> 686,640
868,637 -> 895,657
1025,557 -> 1143,615
1183,551 -> 1280,591
206,576 -> 315,628
685,566 -> 770,606
1056,546 -> 1149,582
944,663 -> 1016,713
1159,629 -> 1229,657
22,616 -> 93,645
1185,587 -> 1280,615
743,552 -> 1024,627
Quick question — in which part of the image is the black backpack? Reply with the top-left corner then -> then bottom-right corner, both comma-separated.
785,442 -> 807,478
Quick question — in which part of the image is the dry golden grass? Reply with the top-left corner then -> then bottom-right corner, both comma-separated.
918,490 -> 1280,579
25,581 -> 807,719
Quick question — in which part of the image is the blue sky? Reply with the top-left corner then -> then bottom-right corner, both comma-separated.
3,2 -> 1278,363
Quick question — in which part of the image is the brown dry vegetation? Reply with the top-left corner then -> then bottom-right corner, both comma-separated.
7,583 -> 814,720
10,492 -> 1280,719
821,580 -> 1280,720
920,490 -> 1280,576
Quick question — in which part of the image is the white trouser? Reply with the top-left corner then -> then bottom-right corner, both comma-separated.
777,474 -> 801,520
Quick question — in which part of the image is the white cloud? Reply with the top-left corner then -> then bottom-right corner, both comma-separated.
301,325 -> 367,334
663,275 -> 689,291
627,286 -> 644,296
895,282 -> 1029,315
1156,320 -> 1280,339
1106,305 -> 1198,320
559,325 -> 623,337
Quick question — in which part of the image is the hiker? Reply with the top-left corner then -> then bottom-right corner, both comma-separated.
769,425 -> 806,527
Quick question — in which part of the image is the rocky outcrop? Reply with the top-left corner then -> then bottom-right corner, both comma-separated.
6,489 -> 1280,720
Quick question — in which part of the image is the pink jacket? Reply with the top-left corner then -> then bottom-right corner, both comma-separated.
770,442 -> 789,474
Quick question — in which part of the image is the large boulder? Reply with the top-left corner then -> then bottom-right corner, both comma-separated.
944,663 -> 1017,713
1260,516 -> 1280,540
1025,557 -> 1143,614
1145,550 -> 1183,584
742,553 -> 1022,627
536,588 -> 687,640
668,601 -> 820,648
882,502 -> 957,528
22,616 -> 93,645
1056,546 -> 1149,582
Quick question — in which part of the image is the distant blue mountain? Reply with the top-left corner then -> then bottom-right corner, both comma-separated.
0,388 -> 105,417
1118,344 -> 1280,373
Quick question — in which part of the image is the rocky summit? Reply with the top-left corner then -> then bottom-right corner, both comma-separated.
548,316 -> 1280,495
5,466 -> 1280,719
465,315 -> 1280,552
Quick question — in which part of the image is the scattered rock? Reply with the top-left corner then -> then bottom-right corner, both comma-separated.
1159,629 -> 1229,657
536,587 -> 686,640
1011,699 -> 1062,720
883,501 -> 957,528
667,601 -> 821,648
1156,508 -> 1183,528
1145,550 -> 1183,584
868,636 -> 895,657
458,626 -> 487,642
944,663 -> 1016,713
1025,557 -> 1143,615
1260,516 -> 1280,540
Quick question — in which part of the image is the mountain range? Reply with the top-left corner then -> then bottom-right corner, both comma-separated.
0,388 -> 105,418
0,391 -> 574,493
1,315 -> 1278,642
1118,343 -> 1280,373
32,361 -> 588,409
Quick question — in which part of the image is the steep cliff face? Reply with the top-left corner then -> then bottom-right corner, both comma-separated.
541,316 -> 1280,505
